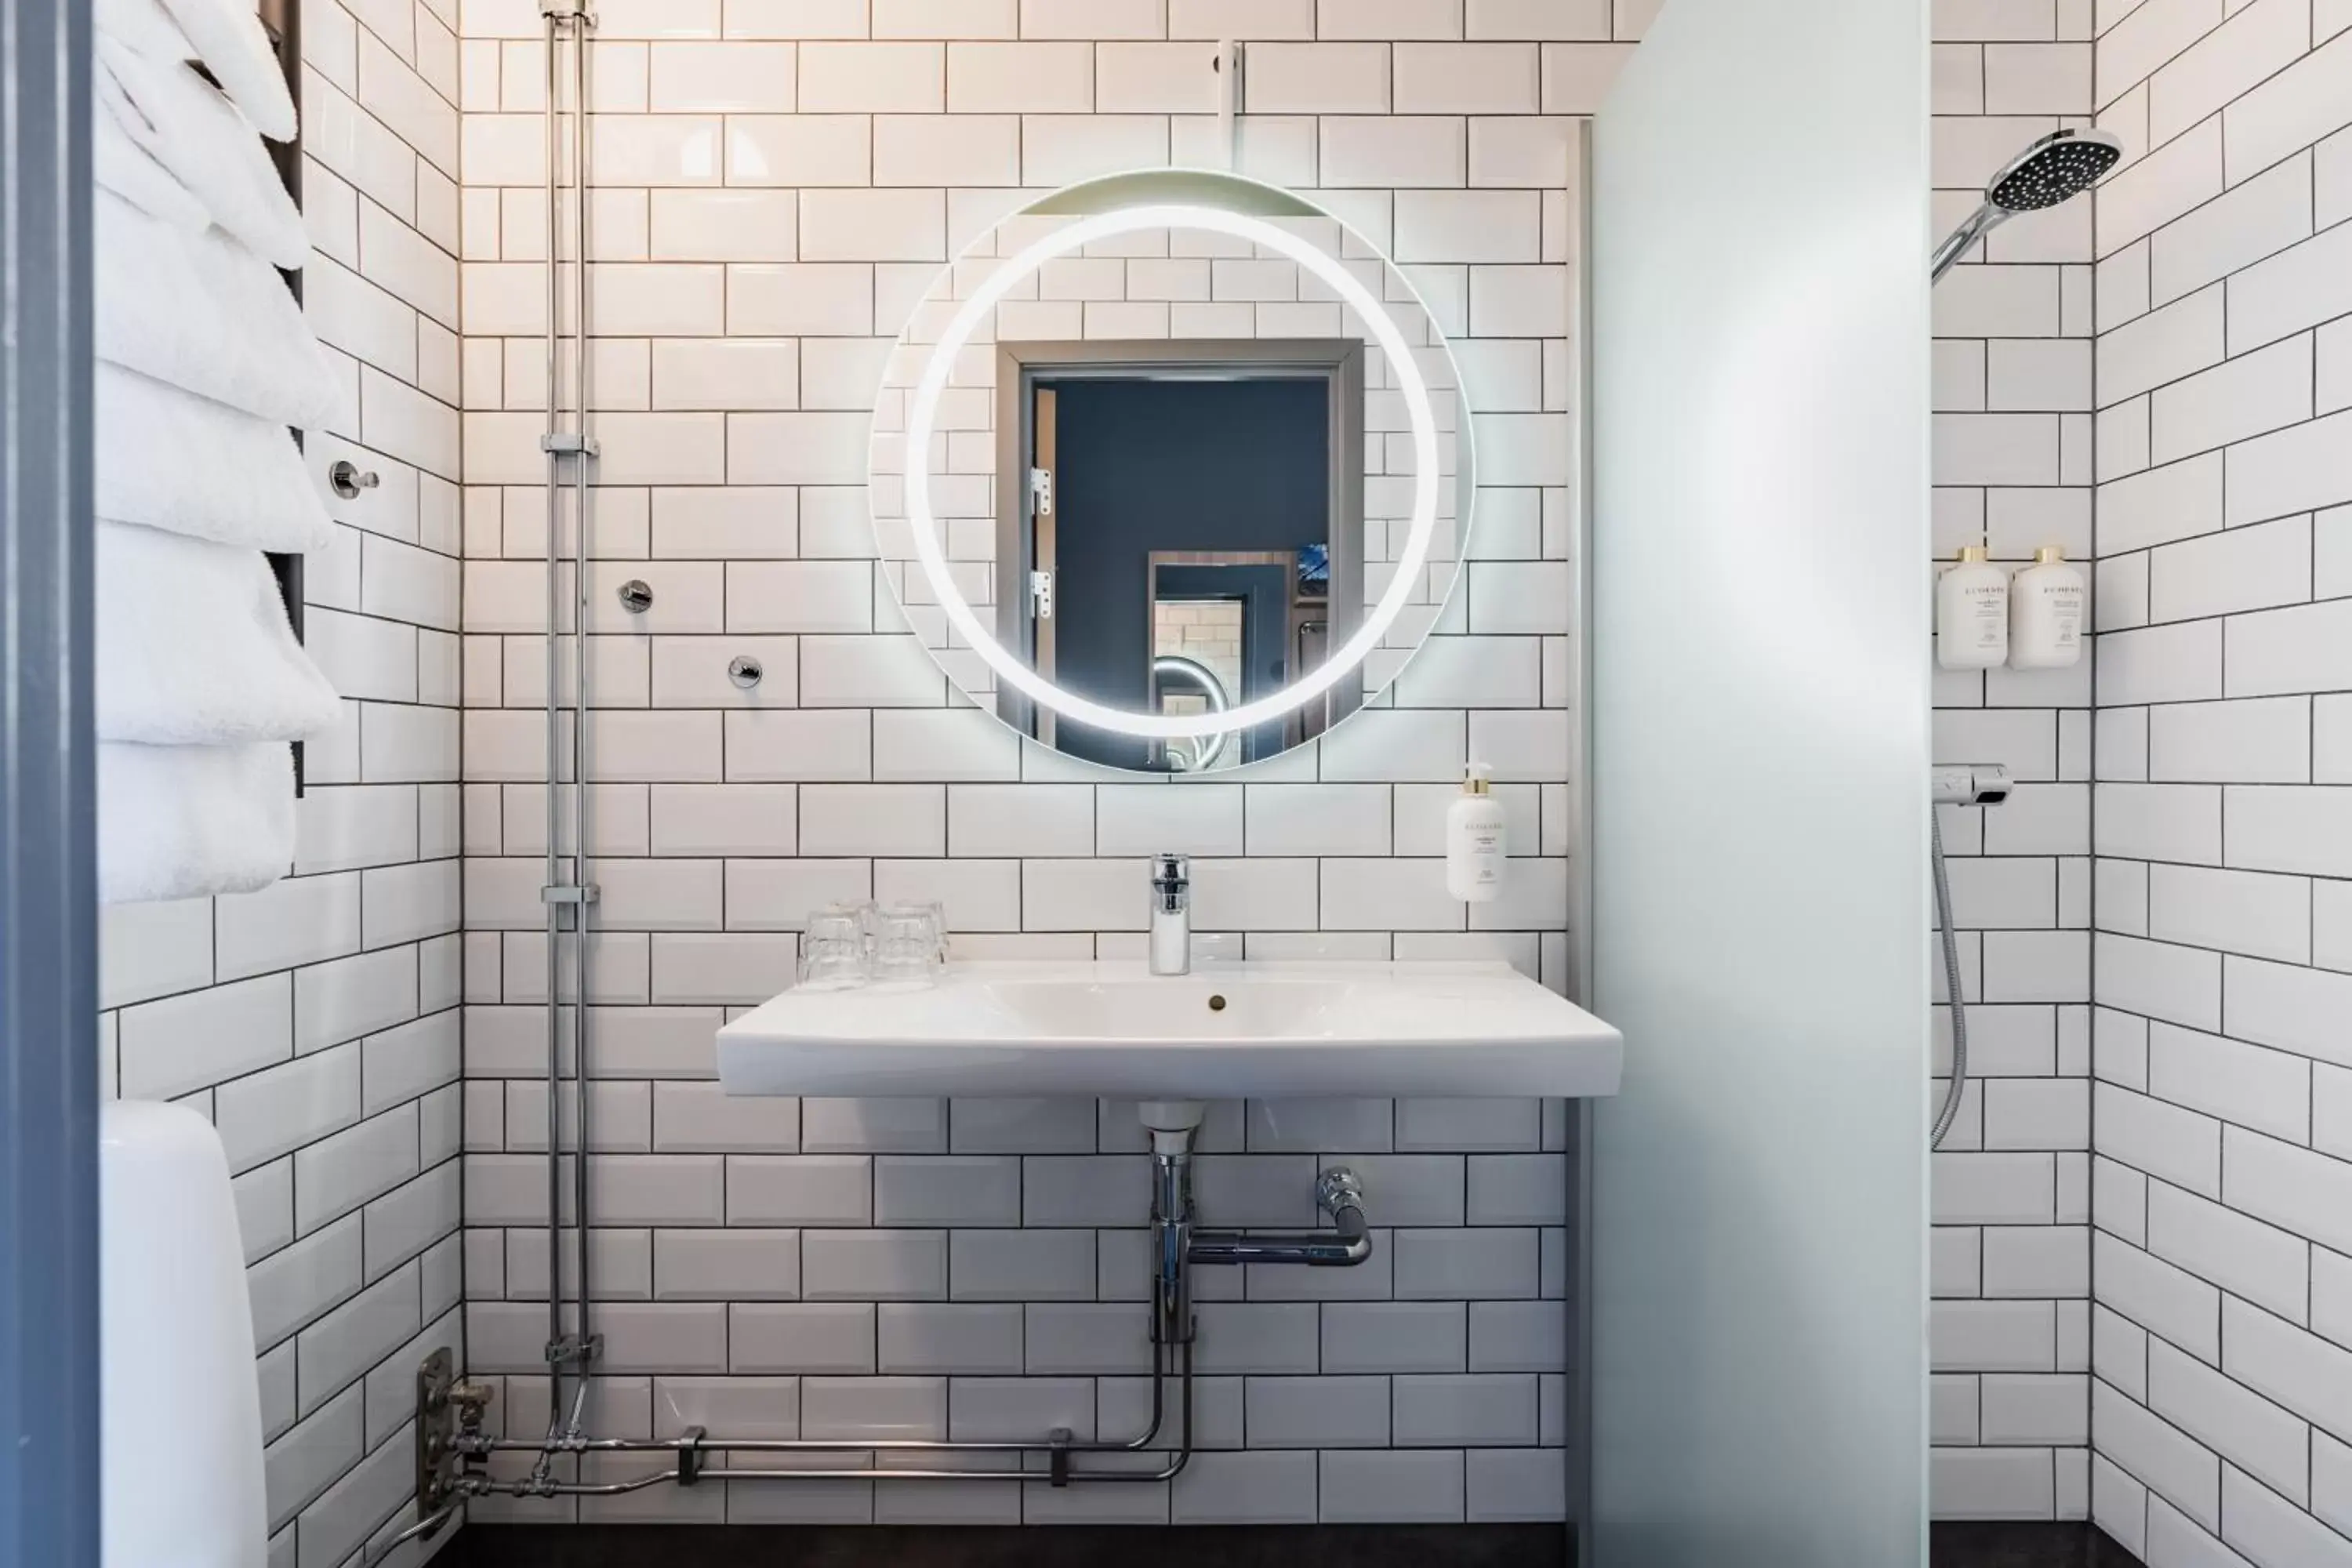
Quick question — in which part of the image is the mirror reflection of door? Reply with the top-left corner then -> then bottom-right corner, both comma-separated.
1151,557 -> 1301,769
1000,342 -> 1366,773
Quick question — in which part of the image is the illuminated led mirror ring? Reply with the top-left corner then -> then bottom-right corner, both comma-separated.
898,195 -> 1460,742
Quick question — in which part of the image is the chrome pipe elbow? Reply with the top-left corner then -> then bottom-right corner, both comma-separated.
1189,1165 -> 1374,1269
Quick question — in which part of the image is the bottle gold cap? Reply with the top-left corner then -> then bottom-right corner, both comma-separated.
1956,546 -> 1990,564
2034,546 -> 2067,564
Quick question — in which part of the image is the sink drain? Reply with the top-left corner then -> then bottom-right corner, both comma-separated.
1207,995 -> 1227,1011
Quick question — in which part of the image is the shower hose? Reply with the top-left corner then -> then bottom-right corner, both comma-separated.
1928,811 -> 1968,1149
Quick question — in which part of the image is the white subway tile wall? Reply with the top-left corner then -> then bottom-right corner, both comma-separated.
455,2 -> 1593,1527
2088,0 -> 2352,1560
128,0 -> 2352,1542
96,4 -> 466,1567
1929,0 -> 2099,1522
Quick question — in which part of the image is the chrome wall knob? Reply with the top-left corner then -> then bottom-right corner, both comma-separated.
615,579 -> 654,614
728,655 -> 763,689
328,459 -> 379,499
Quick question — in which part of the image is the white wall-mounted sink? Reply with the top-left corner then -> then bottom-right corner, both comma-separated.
717,960 -> 1624,1100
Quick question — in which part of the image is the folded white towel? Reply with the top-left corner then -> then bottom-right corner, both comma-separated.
96,364 -> 332,554
97,38 -> 307,269
150,0 -> 296,143
97,739 -> 293,904
96,521 -> 340,746
95,187 -> 343,430
93,0 -> 194,67
93,74 -> 209,233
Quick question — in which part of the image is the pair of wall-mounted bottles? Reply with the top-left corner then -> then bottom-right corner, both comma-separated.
1936,546 -> 2083,670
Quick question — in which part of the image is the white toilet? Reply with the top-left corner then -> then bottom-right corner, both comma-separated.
100,1101 -> 267,1568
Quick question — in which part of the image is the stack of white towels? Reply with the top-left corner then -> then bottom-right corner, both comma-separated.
93,0 -> 343,905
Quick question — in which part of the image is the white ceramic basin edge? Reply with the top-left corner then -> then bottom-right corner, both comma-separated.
716,960 -> 1624,1100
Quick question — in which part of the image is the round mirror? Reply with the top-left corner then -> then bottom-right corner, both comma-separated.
868,169 -> 1475,774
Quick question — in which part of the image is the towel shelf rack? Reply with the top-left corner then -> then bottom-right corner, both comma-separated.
258,0 -> 305,796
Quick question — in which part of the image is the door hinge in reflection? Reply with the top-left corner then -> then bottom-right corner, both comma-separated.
1029,570 -> 1054,620
1029,466 -> 1053,516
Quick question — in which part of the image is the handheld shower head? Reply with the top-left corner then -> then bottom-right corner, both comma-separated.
1930,128 -> 2123,283
1984,128 -> 2124,213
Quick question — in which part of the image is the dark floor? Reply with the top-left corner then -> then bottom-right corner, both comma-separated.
1930,1522 -> 2147,1568
442,1523 -> 1568,1567
445,1519 -> 2143,1566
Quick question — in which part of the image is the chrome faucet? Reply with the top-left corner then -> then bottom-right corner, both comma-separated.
1149,853 -> 1191,976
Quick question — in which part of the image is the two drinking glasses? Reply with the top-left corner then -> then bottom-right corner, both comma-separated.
796,899 -> 946,989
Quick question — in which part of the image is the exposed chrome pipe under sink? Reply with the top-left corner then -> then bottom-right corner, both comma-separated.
417,1111 -> 1370,1518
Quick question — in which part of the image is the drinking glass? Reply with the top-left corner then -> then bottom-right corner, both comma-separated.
870,904 -> 945,988
797,910 -> 869,990
824,898 -> 880,955
894,900 -> 948,964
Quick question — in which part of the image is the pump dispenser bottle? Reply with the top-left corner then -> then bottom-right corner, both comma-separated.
1446,763 -> 1506,902
2008,546 -> 2084,669
1936,546 -> 2009,670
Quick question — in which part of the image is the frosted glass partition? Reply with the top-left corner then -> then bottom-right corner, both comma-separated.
1585,1 -> 1931,1563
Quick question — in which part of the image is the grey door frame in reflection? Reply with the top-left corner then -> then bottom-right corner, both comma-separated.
990,339 -> 1368,761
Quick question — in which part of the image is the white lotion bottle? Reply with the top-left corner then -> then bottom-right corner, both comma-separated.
1446,763 -> 1506,903
2008,545 -> 2085,669
1936,545 -> 2009,670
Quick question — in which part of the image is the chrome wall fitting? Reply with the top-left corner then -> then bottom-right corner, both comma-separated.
728,655 -> 763,689
328,459 -> 379,499
615,579 -> 653,614
379,1347 -> 492,1562
412,1347 -> 456,1530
